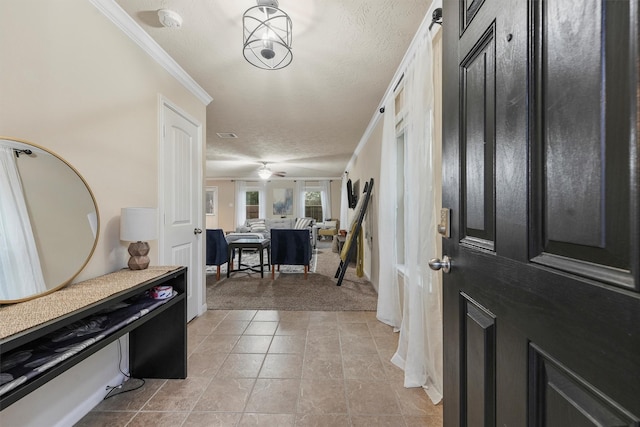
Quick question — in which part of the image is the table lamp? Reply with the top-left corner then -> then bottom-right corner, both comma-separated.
120,207 -> 158,270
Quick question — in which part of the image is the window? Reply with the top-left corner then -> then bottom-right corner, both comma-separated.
246,190 -> 259,219
305,190 -> 323,222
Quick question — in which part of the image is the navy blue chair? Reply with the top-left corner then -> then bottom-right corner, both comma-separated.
206,229 -> 228,280
270,229 -> 313,279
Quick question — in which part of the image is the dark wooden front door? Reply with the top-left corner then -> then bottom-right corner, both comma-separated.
441,0 -> 639,425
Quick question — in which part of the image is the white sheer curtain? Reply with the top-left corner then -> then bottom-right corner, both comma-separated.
258,182 -> 266,218
340,174 -> 348,227
235,180 -> 246,227
0,147 -> 47,299
376,97 -> 402,328
295,180 -> 305,218
390,32 -> 443,404
320,180 -> 332,219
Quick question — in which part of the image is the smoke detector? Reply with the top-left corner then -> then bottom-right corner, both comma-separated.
158,9 -> 183,28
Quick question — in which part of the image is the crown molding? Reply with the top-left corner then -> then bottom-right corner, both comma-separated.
345,0 -> 442,172
89,0 -> 213,106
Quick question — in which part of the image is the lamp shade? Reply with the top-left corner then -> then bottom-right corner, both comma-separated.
120,207 -> 158,242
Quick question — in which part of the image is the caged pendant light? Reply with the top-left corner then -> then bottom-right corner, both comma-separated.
243,0 -> 292,70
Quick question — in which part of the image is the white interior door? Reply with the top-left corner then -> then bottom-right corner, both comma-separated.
160,101 -> 203,321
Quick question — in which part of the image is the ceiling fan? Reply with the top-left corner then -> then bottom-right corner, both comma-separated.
258,162 -> 286,179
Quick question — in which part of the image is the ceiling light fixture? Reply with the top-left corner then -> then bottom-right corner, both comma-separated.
243,0 -> 292,70
157,9 -> 183,29
258,164 -> 273,179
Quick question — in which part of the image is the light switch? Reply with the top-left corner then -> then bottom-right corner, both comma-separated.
438,208 -> 450,238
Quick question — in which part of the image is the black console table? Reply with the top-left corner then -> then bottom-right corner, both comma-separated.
0,266 -> 187,410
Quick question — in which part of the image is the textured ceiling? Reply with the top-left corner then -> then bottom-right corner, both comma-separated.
115,0 -> 432,179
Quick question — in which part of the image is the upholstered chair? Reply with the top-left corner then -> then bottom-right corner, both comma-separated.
270,229 -> 313,279
206,229 -> 228,280
317,219 -> 339,240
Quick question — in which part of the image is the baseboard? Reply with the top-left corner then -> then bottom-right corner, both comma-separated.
52,371 -> 126,427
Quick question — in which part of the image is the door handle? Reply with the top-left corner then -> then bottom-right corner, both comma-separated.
428,255 -> 451,273
194,228 -> 203,235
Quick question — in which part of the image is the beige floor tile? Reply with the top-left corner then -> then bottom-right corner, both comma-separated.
245,321 -> 279,335
337,311 -> 372,323
212,320 -> 250,335
232,335 -> 273,353
338,322 -> 372,337
252,310 -> 284,321
73,411 -> 135,427
276,311 -> 311,322
373,335 -> 400,352
244,378 -> 301,413
216,353 -> 265,378
294,413 -> 351,426
126,411 -> 189,427
188,317 -> 221,335
195,334 -> 241,354
187,333 -> 208,355
405,414 -> 442,426
345,380 -> 401,415
342,353 -> 387,380
93,378 -> 165,411
188,352 -> 228,377
380,358 -> 405,382
367,321 -> 397,337
195,310 -> 230,323
259,354 -> 304,378
269,335 -> 307,354
183,411 -> 242,427
305,334 -> 341,354
392,382 -> 439,417
302,353 -> 344,379
308,311 -> 338,322
307,322 -> 339,334
238,413 -> 296,426
350,415 -> 407,426
340,335 -> 378,354
142,378 -> 211,412
297,379 -> 348,414
224,310 -> 257,320
276,321 -> 309,335
193,377 -> 255,412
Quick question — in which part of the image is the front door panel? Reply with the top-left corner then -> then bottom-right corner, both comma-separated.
442,0 -> 640,425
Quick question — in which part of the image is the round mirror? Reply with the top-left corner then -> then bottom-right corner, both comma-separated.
0,137 -> 99,303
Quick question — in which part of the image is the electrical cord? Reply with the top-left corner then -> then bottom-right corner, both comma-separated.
103,338 -> 146,400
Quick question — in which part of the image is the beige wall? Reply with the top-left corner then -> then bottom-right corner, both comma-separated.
346,28 -> 443,293
206,179 -> 343,232
0,1 -> 206,425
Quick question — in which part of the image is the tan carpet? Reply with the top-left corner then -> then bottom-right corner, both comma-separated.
206,245 -> 378,311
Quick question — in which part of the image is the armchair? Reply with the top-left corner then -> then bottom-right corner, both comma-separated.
270,229 -> 313,279
206,229 -> 228,281
317,219 -> 339,240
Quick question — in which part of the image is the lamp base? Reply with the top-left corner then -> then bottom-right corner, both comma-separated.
128,241 -> 150,270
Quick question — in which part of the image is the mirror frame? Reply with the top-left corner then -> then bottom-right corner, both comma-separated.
0,136 -> 100,304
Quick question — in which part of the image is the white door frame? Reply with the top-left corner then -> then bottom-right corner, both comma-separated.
157,95 -> 206,319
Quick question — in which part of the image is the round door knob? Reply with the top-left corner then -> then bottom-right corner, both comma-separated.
194,228 -> 203,235
428,255 -> 451,273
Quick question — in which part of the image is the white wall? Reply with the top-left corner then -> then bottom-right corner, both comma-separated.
0,1 -> 206,425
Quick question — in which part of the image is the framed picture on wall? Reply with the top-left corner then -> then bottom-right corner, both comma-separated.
206,186 -> 218,216
273,188 -> 293,215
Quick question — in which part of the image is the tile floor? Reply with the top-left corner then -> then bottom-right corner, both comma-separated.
76,310 -> 443,426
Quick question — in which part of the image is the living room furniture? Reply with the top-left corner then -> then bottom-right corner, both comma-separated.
227,238 -> 271,278
270,229 -> 313,279
316,218 -> 339,240
206,229 -> 229,280
0,266 -> 187,410
232,217 -> 318,247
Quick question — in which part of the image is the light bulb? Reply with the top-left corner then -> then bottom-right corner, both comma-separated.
261,29 -> 275,59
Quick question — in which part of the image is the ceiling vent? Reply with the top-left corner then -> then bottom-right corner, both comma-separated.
216,132 -> 238,139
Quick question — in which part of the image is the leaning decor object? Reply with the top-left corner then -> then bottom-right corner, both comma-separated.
243,0 -> 293,70
120,207 -> 158,270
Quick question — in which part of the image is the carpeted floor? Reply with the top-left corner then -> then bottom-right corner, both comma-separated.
206,241 -> 378,311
